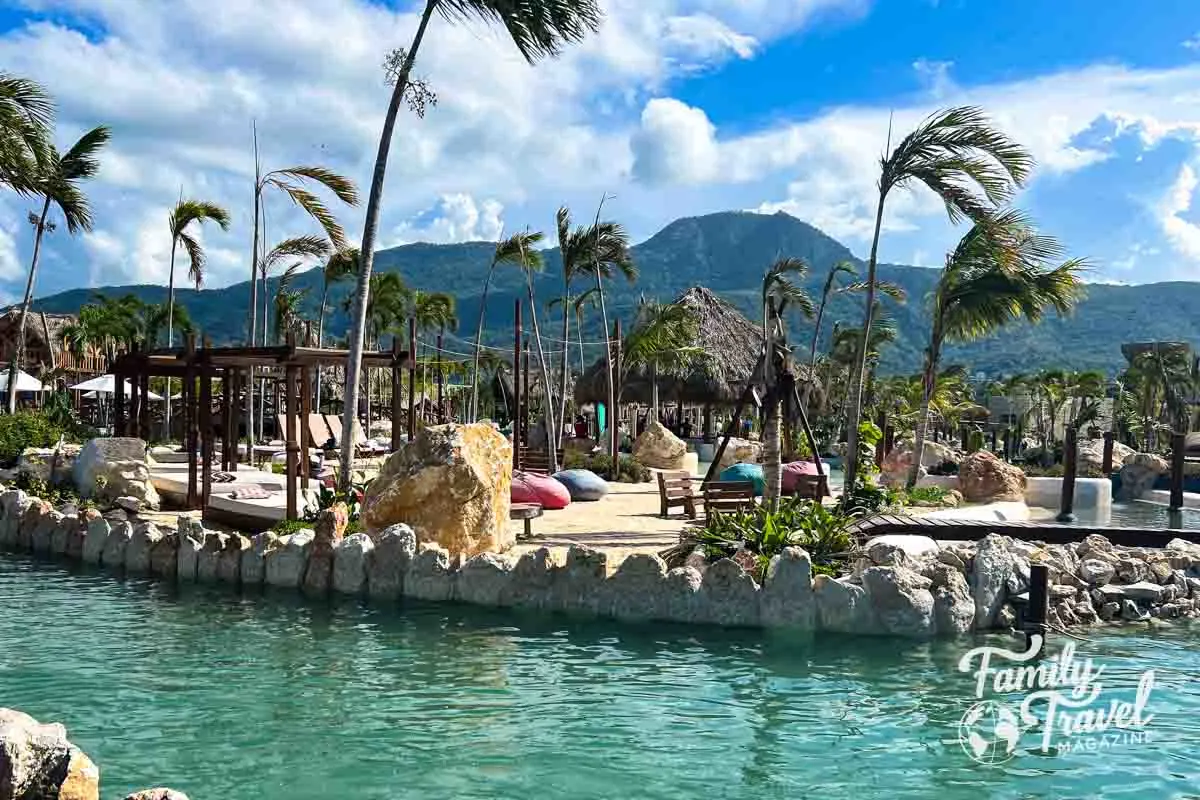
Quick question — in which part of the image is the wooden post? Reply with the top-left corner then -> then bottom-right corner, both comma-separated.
185,335 -> 197,507
873,413 -> 886,468
407,317 -> 416,441
230,368 -> 243,468
1057,426 -> 1077,522
611,319 -> 622,480
391,337 -> 403,452
883,424 -> 895,458
300,365 -> 312,491
138,368 -> 150,441
199,353 -> 213,508
1026,563 -> 1049,654
1101,431 -> 1115,476
959,424 -> 968,451
114,361 -> 126,437
285,364 -> 299,521
220,368 -> 232,471
522,339 -> 530,447
990,429 -> 998,453
513,299 -> 522,470
1170,431 -> 1186,513
436,329 -> 444,423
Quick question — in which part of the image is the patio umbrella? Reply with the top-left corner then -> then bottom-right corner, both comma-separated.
70,374 -> 163,400
0,369 -> 45,393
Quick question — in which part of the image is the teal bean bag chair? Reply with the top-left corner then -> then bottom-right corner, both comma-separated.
718,462 -> 764,496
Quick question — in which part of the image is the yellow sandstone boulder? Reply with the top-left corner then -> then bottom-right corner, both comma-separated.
362,423 -> 513,557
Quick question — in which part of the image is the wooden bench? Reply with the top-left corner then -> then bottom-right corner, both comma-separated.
786,474 -> 830,501
510,502 -> 543,539
657,470 -> 697,519
702,481 -> 757,517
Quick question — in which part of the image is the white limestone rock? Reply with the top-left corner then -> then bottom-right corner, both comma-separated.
124,522 -> 164,573
972,534 -> 1015,629
760,547 -> 815,631
814,575 -> 876,634
332,533 -> 375,596
264,530 -> 314,589
81,516 -> 110,564
404,542 -> 456,602
606,554 -> 670,622
100,521 -> 133,568
366,524 -> 416,602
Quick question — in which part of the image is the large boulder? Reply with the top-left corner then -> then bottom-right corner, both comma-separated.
361,423 -> 512,557
1116,453 -> 1169,501
716,438 -> 762,474
17,443 -> 80,487
958,451 -> 1025,502
332,533 -> 374,596
1077,438 -> 1134,474
302,505 -> 348,598
0,707 -> 99,800
861,565 -> 935,637
880,439 -> 960,487
552,469 -> 608,502
73,438 -> 160,510
631,420 -> 687,470
511,471 -> 571,510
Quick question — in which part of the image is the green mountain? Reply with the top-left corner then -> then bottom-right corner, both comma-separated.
26,211 -> 1200,377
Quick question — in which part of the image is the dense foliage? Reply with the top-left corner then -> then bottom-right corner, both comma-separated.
0,411 -> 63,466
562,450 -> 650,483
695,497 -> 858,578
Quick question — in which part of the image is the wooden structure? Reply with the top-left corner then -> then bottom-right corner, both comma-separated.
111,335 -> 408,522
657,470 -> 698,519
510,502 -> 543,539
0,309 -> 106,375
702,480 -> 756,517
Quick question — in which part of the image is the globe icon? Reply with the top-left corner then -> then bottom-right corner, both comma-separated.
958,700 -> 1022,764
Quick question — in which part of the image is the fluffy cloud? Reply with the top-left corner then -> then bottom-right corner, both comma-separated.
391,194 -> 505,246
1159,163 -> 1200,263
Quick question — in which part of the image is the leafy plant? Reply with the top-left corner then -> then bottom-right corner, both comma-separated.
561,450 -> 649,483
0,410 -> 62,466
839,420 -> 901,513
903,485 -> 949,506
271,518 -> 311,537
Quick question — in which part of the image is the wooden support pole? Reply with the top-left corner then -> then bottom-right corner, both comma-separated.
1170,431 -> 1186,513
138,368 -> 150,441
512,300 -> 523,469
1057,426 -> 1077,522
407,317 -> 416,442
285,364 -> 299,521
1026,563 -> 1049,655
114,362 -> 126,436
436,330 -> 444,423
611,319 -> 622,480
220,368 -> 232,471
990,429 -> 998,453
199,355 -> 213,508
231,368 -> 243,467
391,336 -> 403,452
1101,431 -> 1115,476
185,335 -> 197,507
300,365 -> 312,491
522,338 -> 530,447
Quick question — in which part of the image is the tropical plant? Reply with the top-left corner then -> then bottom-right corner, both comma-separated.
339,0 -> 603,490
0,74 -> 52,195
314,247 -> 359,410
843,106 -> 1034,496
259,235 -> 331,344
511,229 -> 561,471
906,214 -> 1086,486
6,124 -> 110,414
468,231 -> 537,422
165,198 -> 229,346
618,297 -> 703,414
273,264 -> 310,344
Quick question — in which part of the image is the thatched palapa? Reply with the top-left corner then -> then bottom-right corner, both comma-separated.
575,286 -> 812,407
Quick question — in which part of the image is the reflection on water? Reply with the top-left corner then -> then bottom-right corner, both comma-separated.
1,556 -> 1199,799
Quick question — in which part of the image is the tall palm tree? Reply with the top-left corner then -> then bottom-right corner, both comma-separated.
7,124 -> 109,414
512,229 -> 561,470
258,235 -> 331,345
843,106 -> 1034,495
166,199 -> 230,347
619,298 -> 703,410
907,211 -> 1086,486
315,247 -> 359,410
339,0 -> 603,490
273,264 -> 309,344
0,74 -> 52,195
759,258 -> 816,508
469,231 -> 532,421
413,290 -> 458,420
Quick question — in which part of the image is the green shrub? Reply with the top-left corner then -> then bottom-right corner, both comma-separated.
0,411 -> 63,467
904,485 -> 949,505
14,471 -> 81,508
271,518 -> 310,537
561,451 -> 650,483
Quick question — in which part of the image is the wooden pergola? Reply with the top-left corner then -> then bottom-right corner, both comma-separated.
110,334 -> 411,521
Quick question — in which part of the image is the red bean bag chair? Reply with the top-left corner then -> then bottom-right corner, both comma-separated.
781,460 -> 827,496
512,471 -> 572,510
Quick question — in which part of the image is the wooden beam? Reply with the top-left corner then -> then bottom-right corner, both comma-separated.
513,299 -> 522,470
391,336 -> 403,452
185,335 -> 197,507
407,317 -> 416,441
285,364 -> 299,520
300,365 -> 312,491
199,359 -> 213,507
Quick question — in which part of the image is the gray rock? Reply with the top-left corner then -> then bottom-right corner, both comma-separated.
549,545 -> 607,614
932,567 -> 975,636
937,549 -> 966,572
30,510 -> 62,554
606,554 -> 670,622
973,534 -> 1014,629
502,548 -> 555,609
49,512 -> 76,557
149,533 -> 179,578
195,532 -> 228,583
81,516 -> 110,564
862,566 -> 935,637
1077,534 -> 1113,556
760,547 -> 816,631
814,575 -> 875,634
1078,558 -> 1115,586
997,604 -> 1017,628
264,530 -> 313,589
366,524 -> 416,601
404,543 -> 456,602
332,533 -> 374,596
694,558 -> 760,627
239,532 -> 278,587
455,551 -> 514,606
1149,559 -> 1173,584
661,566 -> 703,621
217,534 -> 248,584
124,789 -> 191,800
16,499 -> 49,551
1099,601 -> 1120,620
100,521 -> 133,568
1116,558 -> 1149,584
0,707 -> 100,800
1055,599 -> 1078,626
124,522 -> 164,573
115,495 -> 142,513
0,489 -> 29,548
176,531 -> 203,583
1122,581 -> 1165,602
1050,584 -> 1078,600
1121,599 -> 1149,621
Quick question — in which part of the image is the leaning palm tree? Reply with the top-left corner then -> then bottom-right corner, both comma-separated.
0,74 -> 52,195
315,247 -> 359,410
166,199 -> 230,347
339,0 -> 603,490
843,106 -> 1034,495
6,124 -> 109,414
469,231 -> 533,421
258,235 -> 332,342
413,290 -> 458,419
906,211 -> 1087,487
512,229 -> 562,471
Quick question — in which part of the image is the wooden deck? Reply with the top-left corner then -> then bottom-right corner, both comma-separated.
850,513 -> 1200,549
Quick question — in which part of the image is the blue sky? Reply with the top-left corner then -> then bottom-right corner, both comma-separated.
0,0 -> 1198,302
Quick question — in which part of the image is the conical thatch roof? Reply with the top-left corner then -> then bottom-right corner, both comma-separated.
575,286 -> 808,407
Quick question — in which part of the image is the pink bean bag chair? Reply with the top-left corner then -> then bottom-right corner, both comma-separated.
512,471 -> 572,510
781,460 -> 826,496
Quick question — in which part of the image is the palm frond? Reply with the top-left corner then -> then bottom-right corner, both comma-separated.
268,178 -> 347,248
178,230 -> 206,288
262,235 -> 332,275
437,0 -> 603,63
273,165 -> 360,206
762,257 -> 815,319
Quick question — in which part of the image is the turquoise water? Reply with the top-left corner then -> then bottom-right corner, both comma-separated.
2,556 -> 1200,799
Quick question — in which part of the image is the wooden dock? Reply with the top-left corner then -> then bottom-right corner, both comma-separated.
849,513 -> 1200,549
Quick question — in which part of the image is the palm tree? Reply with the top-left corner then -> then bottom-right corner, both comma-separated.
906,211 -> 1086,486
469,231 -> 533,421
511,229 -> 561,471
6,124 -> 109,414
166,199 -> 229,347
258,235 -> 331,345
273,264 -> 309,344
339,0 -> 603,490
315,247 -> 359,411
413,290 -> 458,421
0,74 -> 52,195
619,298 -> 702,410
843,106 -> 1034,495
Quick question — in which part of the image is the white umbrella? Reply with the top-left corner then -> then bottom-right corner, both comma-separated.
0,369 -> 45,393
70,374 -> 163,400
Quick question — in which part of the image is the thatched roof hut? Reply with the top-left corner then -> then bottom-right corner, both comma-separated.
574,286 -> 812,407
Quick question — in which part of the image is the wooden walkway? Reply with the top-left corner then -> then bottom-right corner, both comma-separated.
849,513 -> 1200,549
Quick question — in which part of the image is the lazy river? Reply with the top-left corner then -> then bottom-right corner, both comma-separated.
2,555 -> 1199,799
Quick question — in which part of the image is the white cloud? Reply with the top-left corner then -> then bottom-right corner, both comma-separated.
1159,163 -> 1200,263
0,222 -> 23,283
391,194 -> 505,245
1184,33 -> 1200,51
631,98 -> 720,184
913,58 -> 955,98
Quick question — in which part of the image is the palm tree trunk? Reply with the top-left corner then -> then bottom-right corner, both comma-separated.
525,275 -> 558,472
763,391 -> 782,510
163,238 -> 179,438
590,196 -> 614,465
340,0 -> 436,491
469,262 -> 496,423
576,309 -> 586,380
556,280 -> 571,452
7,197 -> 51,415
908,349 -> 938,489
843,190 -> 887,495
